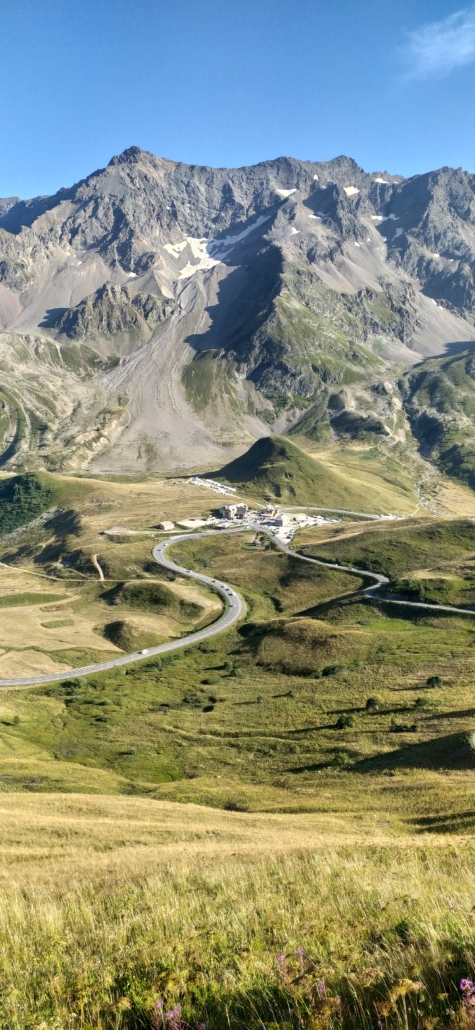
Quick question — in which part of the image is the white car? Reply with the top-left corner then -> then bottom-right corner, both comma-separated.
139,649 -> 148,655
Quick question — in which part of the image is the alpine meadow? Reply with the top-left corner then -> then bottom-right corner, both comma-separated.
4,82 -> 475,1030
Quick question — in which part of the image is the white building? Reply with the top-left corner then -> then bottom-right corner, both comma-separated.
219,503 -> 237,518
219,502 -> 248,520
158,520 -> 175,531
274,513 -> 294,528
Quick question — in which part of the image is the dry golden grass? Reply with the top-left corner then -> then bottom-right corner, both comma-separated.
295,441 -> 419,514
0,480 -> 224,669
60,473 -> 246,542
0,790 -> 472,883
419,462 -> 475,516
294,515 -> 430,548
299,439 -> 475,517
0,603 -> 119,653
0,566 -> 71,594
0,793 -> 474,1028
0,792 -> 408,882
0,650 -> 73,676
166,579 -> 222,617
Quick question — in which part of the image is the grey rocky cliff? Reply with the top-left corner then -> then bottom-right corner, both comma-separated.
52,282 -> 176,340
0,146 -> 474,478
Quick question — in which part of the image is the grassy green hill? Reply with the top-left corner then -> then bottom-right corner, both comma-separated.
215,435 -> 390,510
296,518 -> 475,576
2,527 -> 475,799
296,517 -> 475,605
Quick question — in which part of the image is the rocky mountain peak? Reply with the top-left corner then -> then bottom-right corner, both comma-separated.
108,145 -> 151,166
1,147 -> 475,479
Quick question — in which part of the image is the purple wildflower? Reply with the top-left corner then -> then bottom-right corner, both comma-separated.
277,951 -> 290,984
461,980 -> 475,1026
296,945 -> 305,972
317,980 -> 326,998
152,999 -> 165,1029
196,1024 -> 207,1030
165,1006 -> 183,1030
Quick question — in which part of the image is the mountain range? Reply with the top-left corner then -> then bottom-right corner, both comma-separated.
1,146 -> 475,486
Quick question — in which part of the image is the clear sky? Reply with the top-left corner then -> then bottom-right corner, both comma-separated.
1,0 -> 475,198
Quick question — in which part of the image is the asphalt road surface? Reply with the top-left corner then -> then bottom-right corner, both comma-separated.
0,530 -> 247,688
0,524 -> 473,688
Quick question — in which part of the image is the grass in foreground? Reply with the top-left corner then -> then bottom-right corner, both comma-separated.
0,795 -> 474,1030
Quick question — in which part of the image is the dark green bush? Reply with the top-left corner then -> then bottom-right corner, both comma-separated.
333,751 -> 349,766
335,714 -> 355,729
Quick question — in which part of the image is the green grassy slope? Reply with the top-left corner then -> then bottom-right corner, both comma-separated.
4,520 -> 475,1030
216,435 -> 390,509
3,596 -> 475,800
1,530 -> 475,806
296,518 -> 475,603
296,518 -> 475,575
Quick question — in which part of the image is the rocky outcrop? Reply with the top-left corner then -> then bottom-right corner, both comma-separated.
0,147 -> 475,475
401,350 -> 475,488
52,283 -> 175,339
0,198 -> 20,219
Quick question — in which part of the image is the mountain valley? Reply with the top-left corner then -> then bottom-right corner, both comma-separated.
2,148 -> 475,1030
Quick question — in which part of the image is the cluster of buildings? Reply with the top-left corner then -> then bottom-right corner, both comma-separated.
218,504 -> 315,531
268,511 -> 310,529
254,507 -> 309,528
218,502 -> 249,520
155,489 -> 344,544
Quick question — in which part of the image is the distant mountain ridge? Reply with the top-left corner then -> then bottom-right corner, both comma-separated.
0,147 -> 475,483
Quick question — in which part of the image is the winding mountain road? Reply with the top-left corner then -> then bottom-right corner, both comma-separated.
0,524 -> 473,688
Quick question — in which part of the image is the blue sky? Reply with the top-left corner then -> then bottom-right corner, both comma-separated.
1,0 -> 475,198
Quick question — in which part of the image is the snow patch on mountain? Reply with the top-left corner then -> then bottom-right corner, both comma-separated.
163,239 -> 189,258
176,238 -> 221,280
